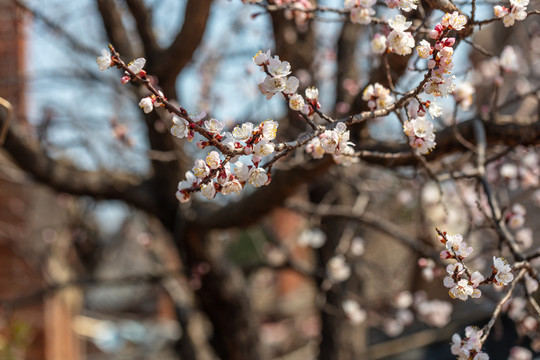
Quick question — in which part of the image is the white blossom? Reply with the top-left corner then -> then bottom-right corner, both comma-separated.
192,159 -> 210,178
200,182 -> 216,200
96,49 -> 112,71
403,117 -> 436,154
388,30 -> 415,55
298,228 -> 326,248
453,82 -> 475,110
327,255 -> 351,283
139,97 -> 153,113
428,102 -> 443,118
205,151 -> 221,170
305,87 -> 319,100
171,116 -> 190,139
234,161 -> 251,182
342,300 -> 366,324
500,46 -> 519,72
221,179 -> 243,195
371,34 -> 387,55
283,76 -> 300,94
289,93 -> 305,111
232,122 -> 254,142
388,14 -> 412,32
416,40 -> 432,59
446,11 -> 468,31
306,138 -> 325,159
253,140 -> 275,157
248,167 -> 268,187
253,49 -> 271,65
508,346 -> 533,360
261,120 -> 278,141
267,57 -> 292,78
127,58 -> 146,74
204,118 -> 225,134
262,75 -> 286,96
350,7 -> 375,24
493,257 -> 514,285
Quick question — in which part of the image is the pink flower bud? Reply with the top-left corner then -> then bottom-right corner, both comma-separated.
244,144 -> 253,155
429,30 -> 439,39
252,155 -> 262,165
443,37 -> 456,47
427,59 -> 436,69
197,141 -> 207,149
121,75 -> 131,84
440,250 -> 453,259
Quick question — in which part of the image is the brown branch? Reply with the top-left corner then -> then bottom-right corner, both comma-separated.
14,0 -> 98,56
188,156 -> 334,229
0,107 -> 159,215
155,0 -> 213,92
354,119 -> 540,167
96,0 -> 135,60
0,272 -> 177,309
473,119 -> 524,260
480,268 -> 527,344
125,0 -> 159,58
286,200 -> 437,259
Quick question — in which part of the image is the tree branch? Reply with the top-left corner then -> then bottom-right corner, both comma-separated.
188,157 -> 334,229
155,0 -> 213,93
0,107 -> 159,215
124,0 -> 159,59
96,0 -> 135,60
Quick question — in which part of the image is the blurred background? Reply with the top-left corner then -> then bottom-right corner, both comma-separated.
0,0 -> 539,359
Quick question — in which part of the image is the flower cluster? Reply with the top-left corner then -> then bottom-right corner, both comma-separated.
438,230 -> 515,303
422,12 -> 467,98
494,0 -> 529,27
451,326 -> 489,360
253,50 -> 320,117
384,0 -> 418,12
403,116 -> 436,154
362,82 -> 394,111
305,122 -> 356,164
387,15 -> 415,56
443,263 -> 483,301
174,118 -> 279,202
345,0 -> 376,25
439,232 -> 473,261
491,256 -> 514,286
